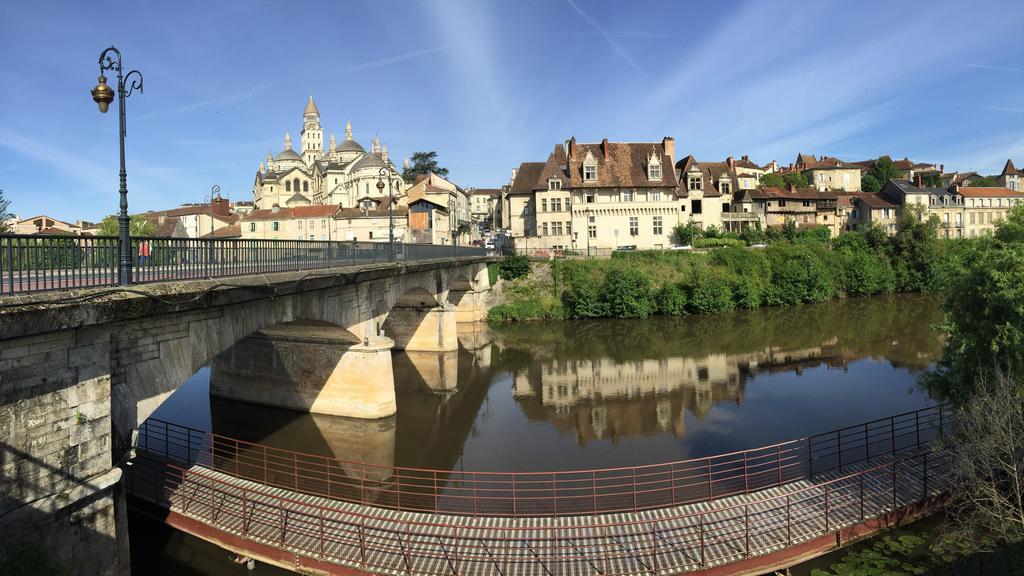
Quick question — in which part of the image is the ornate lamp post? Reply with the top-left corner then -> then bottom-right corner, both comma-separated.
91,46 -> 143,286
377,167 -> 402,261
448,198 -> 457,259
204,185 -> 222,265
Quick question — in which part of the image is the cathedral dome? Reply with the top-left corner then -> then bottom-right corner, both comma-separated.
337,139 -> 366,153
276,148 -> 302,162
350,152 -> 387,172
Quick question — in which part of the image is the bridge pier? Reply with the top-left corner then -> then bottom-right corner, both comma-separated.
449,289 -> 490,323
209,321 -> 397,419
383,305 -> 459,352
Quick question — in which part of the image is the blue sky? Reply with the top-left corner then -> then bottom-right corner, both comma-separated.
2,0 -> 1024,223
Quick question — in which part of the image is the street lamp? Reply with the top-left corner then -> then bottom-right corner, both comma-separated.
377,166 -> 402,261
572,231 -> 579,255
585,207 -> 593,258
204,185 -> 222,266
91,46 -> 143,286
448,198 -> 458,259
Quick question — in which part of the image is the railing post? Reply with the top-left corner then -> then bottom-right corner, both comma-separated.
860,474 -> 865,521
864,422 -> 870,462
776,445 -> 782,486
837,429 -> 843,471
807,436 -> 813,477
743,452 -> 749,494
923,451 -> 929,500
892,461 -> 898,510
786,494 -> 791,546
651,519 -> 659,575
890,416 -> 896,454
5,239 -> 14,295
670,463 -> 677,506
241,489 -> 248,537
632,468 -> 638,512
319,507 -> 325,558
707,458 -> 713,498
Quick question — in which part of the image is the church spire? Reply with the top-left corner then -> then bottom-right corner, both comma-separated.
345,120 -> 353,140
371,134 -> 380,153
382,144 -> 389,163
403,157 -> 410,170
329,132 -> 336,153
284,131 -> 292,150
304,95 -> 319,117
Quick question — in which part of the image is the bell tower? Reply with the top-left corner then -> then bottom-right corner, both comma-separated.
301,95 -> 323,165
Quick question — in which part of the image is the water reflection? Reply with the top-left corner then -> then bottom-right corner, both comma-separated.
149,293 -> 945,474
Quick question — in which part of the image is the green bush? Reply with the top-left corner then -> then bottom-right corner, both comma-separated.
599,269 -> 656,318
693,237 -> 745,249
498,252 -> 531,280
562,281 -> 607,318
731,275 -> 762,309
487,299 -> 563,321
689,271 -> 735,313
655,283 -> 688,316
487,262 -> 499,286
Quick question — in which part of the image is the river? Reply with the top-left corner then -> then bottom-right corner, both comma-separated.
129,293 -> 945,575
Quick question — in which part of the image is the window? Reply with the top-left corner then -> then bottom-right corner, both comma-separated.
883,208 -> 891,219
802,200 -> 812,207
653,216 -> 663,235
294,178 -> 300,192
321,219 -> 327,229
778,199 -> 787,207
720,181 -> 731,195
943,213 -> 949,224
552,199 -> 562,212
553,222 -> 563,235
623,190 -> 634,202
549,179 -> 561,190
303,181 -> 309,192
272,222 -> 280,231
541,199 -> 547,212
818,173 -> 824,182
297,220 -> 303,229
584,163 -> 597,181
285,181 -> 291,192
588,223 -> 596,238
652,191 -> 661,202
248,223 -> 256,232
629,217 -> 638,236
688,176 -> 702,190
649,163 -> 661,180
586,193 -> 596,203
542,223 -> 548,236
692,200 -> 703,214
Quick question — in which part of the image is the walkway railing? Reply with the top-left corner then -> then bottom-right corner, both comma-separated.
136,404 -> 949,517
125,448 -> 949,575
0,234 -> 488,295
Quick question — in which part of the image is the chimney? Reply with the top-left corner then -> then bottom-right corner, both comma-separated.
511,168 -> 518,182
567,137 -> 577,160
601,138 -> 609,160
789,184 -> 796,193
742,155 -> 749,161
940,164 -> 944,173
271,204 -> 280,213
915,173 -> 923,187
158,215 -> 166,225
727,156 -> 735,169
662,137 -> 675,163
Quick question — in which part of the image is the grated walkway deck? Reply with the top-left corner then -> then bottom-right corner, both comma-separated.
126,446 -> 947,575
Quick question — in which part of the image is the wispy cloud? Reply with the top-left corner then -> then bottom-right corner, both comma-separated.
961,104 -> 1024,114
962,63 -> 1024,73
349,44 -> 463,71
137,83 -> 273,120
0,128 -> 109,191
564,0 -> 644,75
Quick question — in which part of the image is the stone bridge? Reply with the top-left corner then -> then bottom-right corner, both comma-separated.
0,256 -> 494,575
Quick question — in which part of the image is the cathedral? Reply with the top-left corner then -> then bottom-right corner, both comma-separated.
251,96 -> 407,209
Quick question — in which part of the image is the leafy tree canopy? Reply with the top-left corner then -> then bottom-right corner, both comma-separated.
0,188 -> 12,232
402,151 -> 449,182
98,215 -> 155,237
759,172 -> 808,189
966,175 -> 998,187
862,156 -> 903,192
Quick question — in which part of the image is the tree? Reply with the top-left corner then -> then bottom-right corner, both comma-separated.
759,172 -> 808,189
922,173 -> 944,187
0,188 -> 12,232
940,376 -> 1024,553
402,151 -> 449,182
97,215 -> 155,237
862,156 -> 903,192
995,204 -> 1024,244
671,222 -> 701,245
967,175 -> 999,187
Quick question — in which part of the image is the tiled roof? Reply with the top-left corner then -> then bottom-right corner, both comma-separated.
508,162 -> 545,196
243,205 -> 340,221
142,214 -> 184,237
854,193 -> 898,209
200,224 -> 241,238
957,187 -> 1024,198
796,153 -> 817,166
470,188 -> 501,196
565,139 -> 678,189
750,187 -> 838,200
731,156 -> 760,169
805,157 -> 860,170
537,145 -> 569,190
145,205 -> 237,223
1001,159 -> 1022,176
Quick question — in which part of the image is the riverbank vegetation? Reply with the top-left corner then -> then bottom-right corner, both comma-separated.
488,209 -> 965,322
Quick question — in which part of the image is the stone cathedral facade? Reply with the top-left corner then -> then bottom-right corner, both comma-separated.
251,96 -> 407,210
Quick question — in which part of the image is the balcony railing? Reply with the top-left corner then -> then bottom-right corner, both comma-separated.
0,234 -> 488,296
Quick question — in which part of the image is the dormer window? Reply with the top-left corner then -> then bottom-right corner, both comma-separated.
649,163 -> 661,180
548,179 -> 562,190
583,151 -> 598,181
720,181 -> 731,195
688,174 -> 702,191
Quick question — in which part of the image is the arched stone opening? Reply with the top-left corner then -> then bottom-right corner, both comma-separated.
446,273 -> 488,323
380,288 -> 457,352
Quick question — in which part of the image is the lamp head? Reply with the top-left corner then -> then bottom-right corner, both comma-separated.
91,75 -> 114,113
376,180 -> 385,193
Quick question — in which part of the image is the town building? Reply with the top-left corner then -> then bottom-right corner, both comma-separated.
798,156 -> 862,192
997,159 -> 1022,191
407,197 -> 451,245
141,199 -> 237,239
240,205 -> 338,241
12,215 -> 84,235
959,187 -> 1024,237
732,187 -> 839,235
250,96 -> 407,211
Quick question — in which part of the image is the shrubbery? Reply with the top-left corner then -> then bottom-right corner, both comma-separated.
498,252 -> 531,280
693,237 -> 745,249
